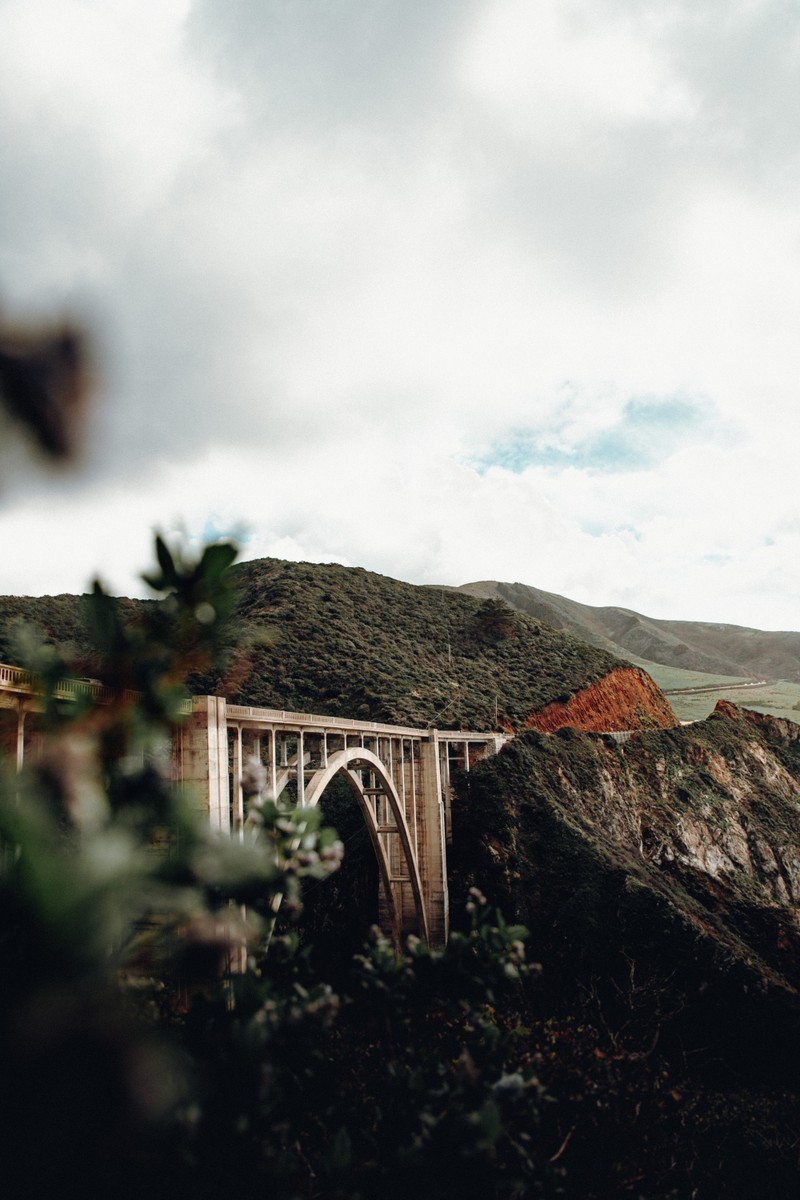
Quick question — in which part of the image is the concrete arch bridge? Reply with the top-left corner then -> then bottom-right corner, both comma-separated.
0,666 -> 506,949
177,697 -> 507,948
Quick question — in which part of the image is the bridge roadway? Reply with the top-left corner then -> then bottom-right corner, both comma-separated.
1,663 -> 506,949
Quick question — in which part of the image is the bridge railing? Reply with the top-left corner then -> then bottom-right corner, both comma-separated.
0,662 -> 134,706
225,703 -> 432,738
0,664 -> 35,691
224,702 -> 508,744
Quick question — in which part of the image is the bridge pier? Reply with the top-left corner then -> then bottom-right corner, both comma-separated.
418,732 -> 449,948
178,695 -> 231,831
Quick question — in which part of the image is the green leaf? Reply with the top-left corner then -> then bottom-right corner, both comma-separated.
84,581 -> 123,653
155,534 -> 177,584
198,541 -> 238,581
325,1127 -> 352,1171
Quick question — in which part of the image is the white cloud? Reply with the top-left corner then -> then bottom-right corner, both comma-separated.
458,0 -> 697,134
1,1 -> 800,633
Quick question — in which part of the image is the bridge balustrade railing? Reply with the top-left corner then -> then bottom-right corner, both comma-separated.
225,703 -> 431,738
1,663 -> 139,708
0,664 -> 35,691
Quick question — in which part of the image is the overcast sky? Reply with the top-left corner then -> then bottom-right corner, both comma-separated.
1,0 -> 800,630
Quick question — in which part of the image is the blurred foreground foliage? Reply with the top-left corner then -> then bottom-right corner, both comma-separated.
0,535 -> 553,1200
2,540 -> 800,1197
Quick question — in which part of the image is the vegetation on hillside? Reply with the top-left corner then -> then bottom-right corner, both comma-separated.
461,579 -> 800,719
207,557 -> 622,730
0,559 -> 624,732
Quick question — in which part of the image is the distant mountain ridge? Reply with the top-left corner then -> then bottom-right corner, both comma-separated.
457,579 -> 800,683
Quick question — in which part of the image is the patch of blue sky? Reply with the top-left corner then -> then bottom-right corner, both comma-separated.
200,515 -> 251,547
581,520 -> 644,540
471,393 -> 721,476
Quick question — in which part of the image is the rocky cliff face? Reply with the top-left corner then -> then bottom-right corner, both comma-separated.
558,699 -> 800,918
451,700 -> 800,1195
453,698 -> 800,1005
525,665 -> 678,733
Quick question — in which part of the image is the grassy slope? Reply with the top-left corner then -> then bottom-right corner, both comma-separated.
0,560 -> 623,732
459,579 -> 800,721
215,558 -> 621,729
0,593 -> 145,673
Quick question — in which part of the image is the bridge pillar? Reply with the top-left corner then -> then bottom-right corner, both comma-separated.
177,696 -> 230,831
16,703 -> 26,772
418,732 -> 449,948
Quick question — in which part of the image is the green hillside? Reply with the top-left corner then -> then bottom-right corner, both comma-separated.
0,558 -> 623,732
214,558 -> 622,730
459,578 -> 800,721
0,592 -> 147,674
459,579 -> 800,677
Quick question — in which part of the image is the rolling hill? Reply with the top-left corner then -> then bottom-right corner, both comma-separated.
457,579 -> 800,721
457,579 -> 800,679
0,557 -> 675,734
212,558 -> 674,732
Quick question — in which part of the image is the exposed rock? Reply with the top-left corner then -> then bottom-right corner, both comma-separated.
525,665 -> 678,733
451,698 -> 800,1200
453,700 -> 800,1005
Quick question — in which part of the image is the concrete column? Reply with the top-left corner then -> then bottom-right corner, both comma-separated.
440,742 -> 454,847
16,704 -> 26,773
417,731 -> 449,948
297,731 -> 305,804
269,728 -> 278,800
410,740 -> 418,858
232,726 -> 243,835
399,739 -> 406,808
179,696 -> 230,831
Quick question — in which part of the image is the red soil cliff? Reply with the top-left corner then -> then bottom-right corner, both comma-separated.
525,665 -> 677,733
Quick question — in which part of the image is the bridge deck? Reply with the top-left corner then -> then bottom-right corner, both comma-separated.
225,700 -> 505,745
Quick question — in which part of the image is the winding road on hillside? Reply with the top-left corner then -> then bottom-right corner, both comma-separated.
664,678 -> 771,697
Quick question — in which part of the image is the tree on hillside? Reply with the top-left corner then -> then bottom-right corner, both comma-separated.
474,597 -> 519,643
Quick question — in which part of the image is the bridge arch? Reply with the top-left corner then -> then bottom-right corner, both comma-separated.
1,676 -> 508,950
301,747 -> 429,945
